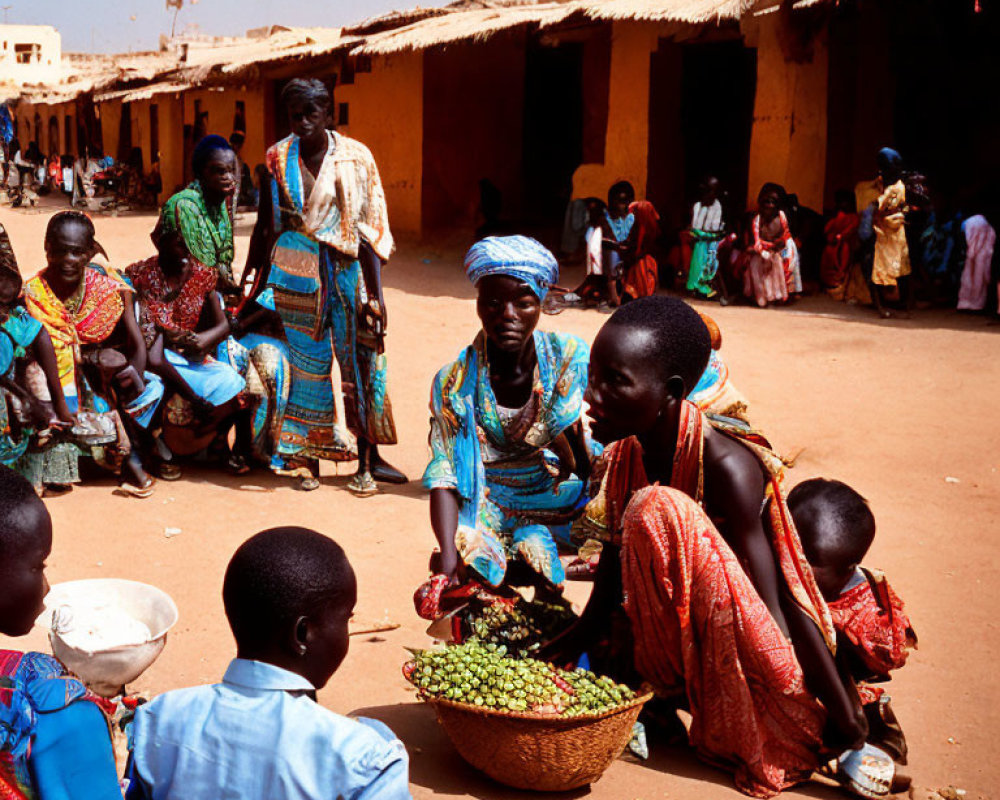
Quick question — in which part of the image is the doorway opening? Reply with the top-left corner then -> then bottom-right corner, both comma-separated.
647,39 -> 756,231
521,39 -> 584,229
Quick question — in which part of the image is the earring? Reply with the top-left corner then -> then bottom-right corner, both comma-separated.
297,644 -> 307,656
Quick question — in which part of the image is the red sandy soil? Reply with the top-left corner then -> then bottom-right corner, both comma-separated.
4,198 -> 997,800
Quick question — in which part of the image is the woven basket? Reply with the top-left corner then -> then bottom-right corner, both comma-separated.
428,691 -> 652,792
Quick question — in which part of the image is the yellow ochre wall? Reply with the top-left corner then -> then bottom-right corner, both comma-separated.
16,99 -> 75,155
337,51 -> 424,235
182,86 -> 268,174
572,21 -> 659,201
744,11 -> 829,211
156,94 -> 185,200
98,99 -> 121,162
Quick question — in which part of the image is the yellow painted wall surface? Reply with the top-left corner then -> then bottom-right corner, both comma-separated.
16,99 -> 75,155
183,86 -> 267,164
572,21 -> 659,201
337,52 -> 423,235
129,99 -> 151,172
744,12 -> 829,211
98,100 -> 121,162
157,95 -> 184,200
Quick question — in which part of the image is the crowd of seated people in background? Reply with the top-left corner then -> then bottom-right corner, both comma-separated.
549,146 -> 998,321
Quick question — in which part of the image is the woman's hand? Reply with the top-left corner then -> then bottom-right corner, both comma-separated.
361,299 -> 385,335
26,397 -> 60,430
172,330 -> 213,359
548,432 -> 576,490
112,364 -> 145,402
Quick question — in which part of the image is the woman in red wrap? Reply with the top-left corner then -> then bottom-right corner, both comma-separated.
544,297 -> 880,798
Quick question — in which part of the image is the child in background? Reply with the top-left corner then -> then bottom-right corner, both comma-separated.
743,183 -> 801,307
602,181 -> 635,308
788,478 -> 916,795
821,190 -> 860,295
622,200 -> 660,301
126,527 -> 411,799
563,198 -> 614,309
686,177 -> 728,300
0,465 -> 123,799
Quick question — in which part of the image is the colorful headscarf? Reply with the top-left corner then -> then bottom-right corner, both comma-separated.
464,235 -> 558,300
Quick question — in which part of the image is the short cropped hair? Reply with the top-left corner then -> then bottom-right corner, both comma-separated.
608,180 -> 635,206
0,465 -> 47,557
606,295 -> 712,393
281,78 -> 332,111
223,527 -> 353,649
46,210 -> 95,244
787,478 -> 876,567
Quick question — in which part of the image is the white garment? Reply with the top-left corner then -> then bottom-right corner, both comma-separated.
585,226 -> 604,276
957,214 -> 996,311
692,200 -> 724,233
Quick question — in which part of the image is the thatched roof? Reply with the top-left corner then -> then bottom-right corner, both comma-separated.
188,27 -> 356,81
354,2 -> 582,55
581,0 -> 754,23
343,6 -> 455,36
17,51 -> 176,104
350,0 -> 760,55
94,79 -> 187,104
16,0 -> 821,105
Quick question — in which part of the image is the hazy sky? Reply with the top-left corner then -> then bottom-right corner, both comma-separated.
6,0 -> 446,53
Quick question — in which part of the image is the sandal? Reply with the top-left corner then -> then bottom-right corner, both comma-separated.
157,463 -> 183,481
226,454 -> 251,476
298,474 -> 320,491
273,463 -> 320,491
118,478 -> 156,499
825,743 -> 895,798
347,471 -> 378,497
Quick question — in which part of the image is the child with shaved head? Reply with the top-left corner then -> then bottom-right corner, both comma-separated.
788,478 -> 916,772
0,465 -> 122,798
126,527 -> 410,799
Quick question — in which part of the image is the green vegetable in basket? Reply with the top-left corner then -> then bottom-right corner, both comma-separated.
404,641 -> 635,718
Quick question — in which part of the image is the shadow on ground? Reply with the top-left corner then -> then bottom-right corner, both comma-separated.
349,702 -> 857,799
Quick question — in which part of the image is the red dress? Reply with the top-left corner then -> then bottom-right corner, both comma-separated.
828,570 -> 915,704
124,256 -> 217,347
820,211 -> 859,289
584,402 -> 830,797
623,201 -> 660,299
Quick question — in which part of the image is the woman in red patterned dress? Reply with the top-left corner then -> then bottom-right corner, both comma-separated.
544,297 -> 875,798
125,228 -> 249,471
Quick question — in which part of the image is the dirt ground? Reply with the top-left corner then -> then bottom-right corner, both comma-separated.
5,198 -> 998,800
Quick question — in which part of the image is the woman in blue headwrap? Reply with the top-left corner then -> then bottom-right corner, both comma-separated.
421,236 -> 597,601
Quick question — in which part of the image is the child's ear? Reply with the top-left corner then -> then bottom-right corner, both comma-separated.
291,615 -> 309,656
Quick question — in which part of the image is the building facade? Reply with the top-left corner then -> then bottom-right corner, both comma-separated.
0,25 -> 62,86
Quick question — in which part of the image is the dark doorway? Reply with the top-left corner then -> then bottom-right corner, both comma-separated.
647,39 -> 756,231
64,115 -> 74,156
825,0 -> 1000,211
522,40 -> 584,227
150,103 -> 160,164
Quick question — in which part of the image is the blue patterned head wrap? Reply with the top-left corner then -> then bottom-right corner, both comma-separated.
464,235 -> 559,300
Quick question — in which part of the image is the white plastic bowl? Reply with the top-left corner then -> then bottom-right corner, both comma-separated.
36,579 -> 179,697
